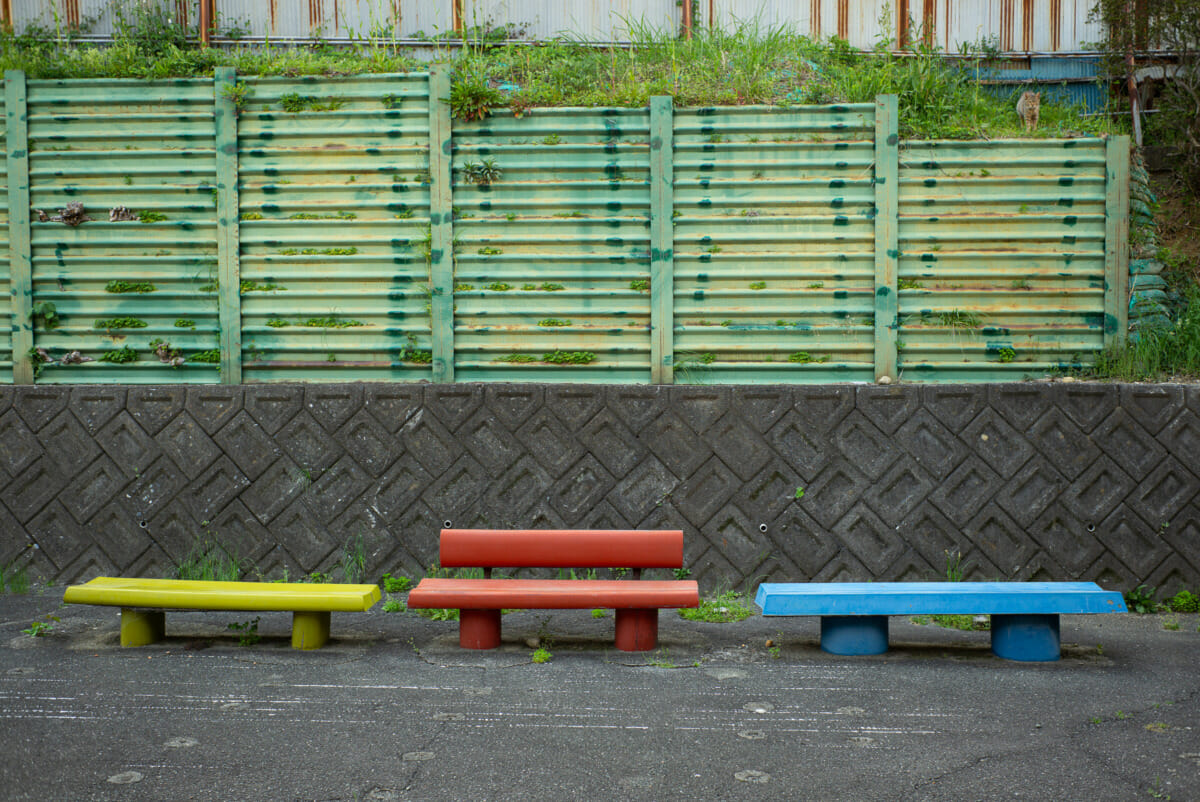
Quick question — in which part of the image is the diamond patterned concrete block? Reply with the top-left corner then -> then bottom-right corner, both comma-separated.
545,385 -> 605,431
801,460 -> 870,529
275,410 -> 343,475
1062,456 -> 1135,525
687,545 -> 743,590
793,385 -> 855,432
334,410 -> 399,478
1093,409 -> 1165,479
400,409 -> 461,477
833,411 -> 899,481
485,384 -> 544,428
126,387 -> 185,435
54,546 -> 119,585
124,544 -> 176,583
548,454 -> 615,526
425,384 -> 484,432
369,454 -> 433,523
1028,504 -> 1106,574
993,457 -> 1066,528
241,455 -> 305,525
642,410 -> 712,480
66,387 -> 124,434
308,455 -> 372,524
0,504 -> 25,562
1145,558 -> 1200,600
833,501 -> 906,575
1161,505 -> 1200,575
185,386 -> 242,435
146,504 -> 204,562
1025,408 -> 1100,480
961,408 -> 1035,479
706,410 -> 771,482
58,456 -> 129,525
730,386 -> 791,433
857,385 -> 920,435
216,411 -> 285,480
735,460 -> 802,525
304,384 -> 363,432
1121,384 -> 1185,434
0,410 -> 43,476
897,504 -> 969,573
14,388 -> 69,432
24,501 -> 88,570
213,503 -> 276,571
766,410 -> 832,481
671,385 -> 731,434
1055,383 -> 1117,433
1081,551 -> 1141,591
521,503 -> 570,533
706,506 -> 771,575
184,456 -> 251,525
460,408 -> 527,478
1156,411 -> 1200,464
515,406 -> 587,479
364,384 -> 422,432
893,409 -> 966,479
771,507 -> 838,578
1129,458 -> 1200,527
1189,385 -> 1200,417
812,550 -> 873,582
606,385 -> 668,434
390,502 -> 442,571
272,497 -> 338,569
122,456 -> 186,523
864,457 -> 934,527
964,503 -> 1038,578
637,499 -> 687,536
95,411 -> 160,476
0,385 -> 11,415
989,384 -> 1053,430
929,458 -> 1002,527
675,456 -> 742,529
1095,506 -> 1172,578
155,412 -> 222,479
245,386 -> 303,435
39,410 -> 102,476
328,504 -> 397,575
425,454 -> 492,521
882,549 -> 940,582
579,499 -> 633,531
483,455 -> 554,522
611,456 -> 678,525
578,407 -> 645,478
921,385 -> 986,433
88,502 -> 152,568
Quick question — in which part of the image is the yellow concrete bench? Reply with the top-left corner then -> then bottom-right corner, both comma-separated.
63,577 -> 381,650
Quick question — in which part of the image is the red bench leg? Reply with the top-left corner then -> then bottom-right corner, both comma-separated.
615,608 -> 658,651
459,609 -> 501,649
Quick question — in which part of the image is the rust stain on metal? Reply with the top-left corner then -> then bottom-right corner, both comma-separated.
1022,0 -> 1034,52
308,0 -> 322,30
173,0 -> 189,27
269,0 -> 278,34
922,0 -> 935,45
897,0 -> 908,46
1050,0 -> 1062,51
837,0 -> 849,41
1000,0 -> 1013,51
64,0 -> 80,27
0,0 -> 10,26
811,0 -> 821,38
453,0 -> 464,33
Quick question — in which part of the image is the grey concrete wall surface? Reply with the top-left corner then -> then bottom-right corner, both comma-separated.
0,382 -> 1197,593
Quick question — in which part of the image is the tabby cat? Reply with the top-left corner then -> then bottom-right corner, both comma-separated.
1016,91 -> 1040,132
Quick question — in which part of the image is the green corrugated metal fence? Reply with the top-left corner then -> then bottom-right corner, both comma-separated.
0,69 -> 1131,385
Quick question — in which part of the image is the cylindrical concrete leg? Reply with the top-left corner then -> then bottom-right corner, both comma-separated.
820,615 -> 889,656
120,608 -> 165,647
292,611 -> 331,650
459,609 -> 502,649
991,614 -> 1060,662
615,608 -> 658,652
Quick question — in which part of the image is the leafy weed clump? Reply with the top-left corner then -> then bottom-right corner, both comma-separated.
678,590 -> 756,623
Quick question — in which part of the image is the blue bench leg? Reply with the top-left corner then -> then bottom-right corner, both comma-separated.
991,614 -> 1060,662
820,615 -> 889,656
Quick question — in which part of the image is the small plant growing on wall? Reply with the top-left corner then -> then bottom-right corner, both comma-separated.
462,158 -> 501,185
449,69 -> 502,122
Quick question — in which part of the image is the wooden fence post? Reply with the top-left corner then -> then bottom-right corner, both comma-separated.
214,67 -> 242,384
1105,135 -> 1131,347
428,67 -> 455,383
649,96 -> 674,385
873,94 -> 899,382
5,70 -> 33,384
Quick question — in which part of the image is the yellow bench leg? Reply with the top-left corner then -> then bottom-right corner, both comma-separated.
292,611 -> 330,650
120,608 -> 165,647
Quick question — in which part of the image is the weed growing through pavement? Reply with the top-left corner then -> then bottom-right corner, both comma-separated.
227,617 -> 261,646
531,647 -> 552,664
382,573 -> 411,593
1162,616 -> 1181,631
591,609 -> 607,618
22,615 -> 58,637
176,536 -> 242,581
340,533 -> 367,584
1125,584 -> 1158,614
1,561 -> 30,594
679,590 -> 756,623
382,598 -> 403,613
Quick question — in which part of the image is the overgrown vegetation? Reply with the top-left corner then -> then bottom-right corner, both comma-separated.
1088,283 -> 1200,380
177,537 -> 242,581
678,590 -> 756,623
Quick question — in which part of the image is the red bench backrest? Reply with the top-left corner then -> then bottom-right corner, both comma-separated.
439,529 -> 684,569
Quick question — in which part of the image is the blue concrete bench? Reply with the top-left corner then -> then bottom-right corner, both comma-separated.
754,582 -> 1127,661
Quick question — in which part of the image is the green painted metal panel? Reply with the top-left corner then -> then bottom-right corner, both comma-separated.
25,77 -> 219,384
874,94 -> 899,382
428,68 -> 454,383
215,67 -> 242,384
6,71 -> 32,385
236,73 -> 433,382
673,104 -> 877,383
451,107 -> 653,382
0,81 -> 13,383
1105,136 -> 1131,346
649,96 -> 674,385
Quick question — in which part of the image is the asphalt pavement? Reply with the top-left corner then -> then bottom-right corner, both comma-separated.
1,587 -> 1197,801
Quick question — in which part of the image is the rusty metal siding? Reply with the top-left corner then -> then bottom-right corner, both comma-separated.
24,78 -> 219,384
237,73 -> 433,382
672,104 -> 877,383
460,0 -> 672,41
451,107 -> 654,382
896,138 -> 1108,381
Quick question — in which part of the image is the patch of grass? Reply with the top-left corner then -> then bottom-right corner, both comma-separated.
998,347 -> 1016,363
1166,588 -> 1199,613
227,617 -> 261,646
678,590 -> 756,623
630,279 -> 651,291
300,317 -> 364,328
1162,616 -> 1181,631
1088,285 -> 1200,380
189,349 -> 220,364
288,211 -> 356,220
137,210 -> 167,223
279,93 -> 344,113
495,354 -> 538,363
462,158 -> 502,185
1125,584 -> 1158,614
105,280 -> 156,293
266,318 -> 290,328
485,282 -> 512,291
898,278 -> 923,290
240,280 -> 284,293
936,311 -> 983,329
531,647 -> 553,664
94,317 -> 147,329
177,538 -> 242,581
749,281 -> 767,290
788,351 -> 830,363
542,350 -> 596,365
23,615 -> 59,638
1,561 -> 30,594
478,247 -> 504,256
339,533 -> 367,584
382,598 -> 402,613
174,318 -> 196,329
537,318 -> 571,327
381,573 -> 411,594
99,346 -> 138,364
911,613 -> 988,631
591,609 -> 607,618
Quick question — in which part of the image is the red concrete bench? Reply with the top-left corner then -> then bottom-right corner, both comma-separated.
406,529 -> 700,651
